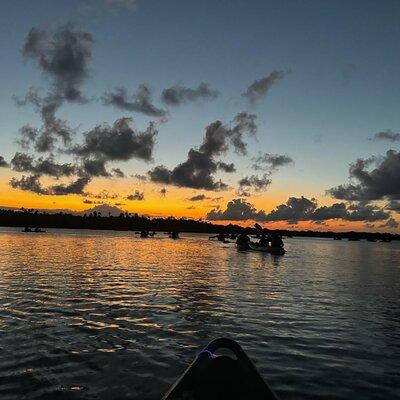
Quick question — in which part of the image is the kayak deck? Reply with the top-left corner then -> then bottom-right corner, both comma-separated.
163,338 -> 279,400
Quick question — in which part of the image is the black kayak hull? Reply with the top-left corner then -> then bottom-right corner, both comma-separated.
162,338 -> 279,400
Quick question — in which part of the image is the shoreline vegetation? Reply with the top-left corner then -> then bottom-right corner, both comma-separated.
0,208 -> 398,241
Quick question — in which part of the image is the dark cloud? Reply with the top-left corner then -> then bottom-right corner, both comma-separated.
379,217 -> 399,228
17,24 -> 94,153
252,153 -> 294,171
10,151 -> 91,195
188,194 -> 209,201
238,173 -> 272,192
243,70 -> 289,103
161,83 -> 218,106
16,89 -> 75,152
207,198 -> 268,221
236,188 -> 251,197
148,150 -> 228,191
126,190 -> 144,201
10,174 -> 47,194
22,25 -> 94,102
206,196 -> 390,223
370,130 -> 400,142
11,152 -> 76,178
386,200 -> 400,212
50,176 -> 90,195
90,190 -> 118,200
133,173 -> 148,181
345,202 -> 390,222
80,158 -> 110,177
327,150 -> 400,201
264,196 -> 317,224
148,113 -> 256,190
72,117 -> 157,162
103,85 -> 167,118
217,161 -> 236,173
0,156 -> 9,168
112,168 -> 125,178
17,125 -> 39,149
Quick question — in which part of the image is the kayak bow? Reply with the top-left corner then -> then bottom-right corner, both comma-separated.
162,338 -> 279,400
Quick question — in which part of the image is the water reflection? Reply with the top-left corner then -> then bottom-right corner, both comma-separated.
0,229 -> 399,399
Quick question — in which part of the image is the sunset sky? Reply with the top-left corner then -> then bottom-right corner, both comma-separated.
0,0 -> 399,231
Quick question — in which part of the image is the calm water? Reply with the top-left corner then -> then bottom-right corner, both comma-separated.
0,228 -> 399,400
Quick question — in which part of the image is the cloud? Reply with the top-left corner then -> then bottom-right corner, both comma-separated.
252,153 -> 294,171
207,198 -> 268,221
90,189 -> 118,200
370,130 -> 400,142
206,196 -> 390,223
10,174 -> 47,194
236,188 -> 251,197
242,70 -> 289,103
238,173 -> 272,192
133,173 -> 148,181
379,217 -> 399,228
0,156 -> 9,168
17,25 -> 94,153
161,83 -> 218,106
112,168 -> 125,178
263,196 -> 318,224
81,158 -> 110,177
50,176 -> 90,195
23,25 -> 94,102
148,113 -> 257,190
126,190 -> 144,200
217,161 -> 236,173
187,194 -> 209,201
16,90 -> 75,152
103,85 -> 167,118
11,152 -> 76,178
72,117 -> 157,162
386,200 -> 400,212
327,150 -> 400,201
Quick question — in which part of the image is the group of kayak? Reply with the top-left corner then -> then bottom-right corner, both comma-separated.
22,227 -> 46,233
210,232 -> 286,255
136,231 -> 180,239
236,232 -> 285,255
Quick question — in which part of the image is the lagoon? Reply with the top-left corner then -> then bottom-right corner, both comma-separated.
0,228 -> 399,399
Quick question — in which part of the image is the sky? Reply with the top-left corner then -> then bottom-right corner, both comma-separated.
0,0 -> 399,232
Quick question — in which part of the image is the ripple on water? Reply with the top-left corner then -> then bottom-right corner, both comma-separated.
0,229 -> 399,399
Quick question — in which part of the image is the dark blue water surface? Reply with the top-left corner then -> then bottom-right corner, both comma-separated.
0,228 -> 399,399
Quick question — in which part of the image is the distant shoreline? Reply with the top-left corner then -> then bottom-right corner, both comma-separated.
0,208 -> 398,241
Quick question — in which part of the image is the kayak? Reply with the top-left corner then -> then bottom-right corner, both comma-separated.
248,243 -> 269,252
248,243 -> 286,255
236,243 -> 249,251
162,338 -> 279,400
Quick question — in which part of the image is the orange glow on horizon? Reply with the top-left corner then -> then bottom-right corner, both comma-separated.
0,174 -> 398,233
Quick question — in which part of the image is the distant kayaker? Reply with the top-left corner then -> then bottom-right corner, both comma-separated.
270,234 -> 284,248
217,232 -> 226,242
236,233 -> 250,249
258,234 -> 269,247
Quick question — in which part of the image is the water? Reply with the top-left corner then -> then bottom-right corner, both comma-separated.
0,227 -> 399,400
